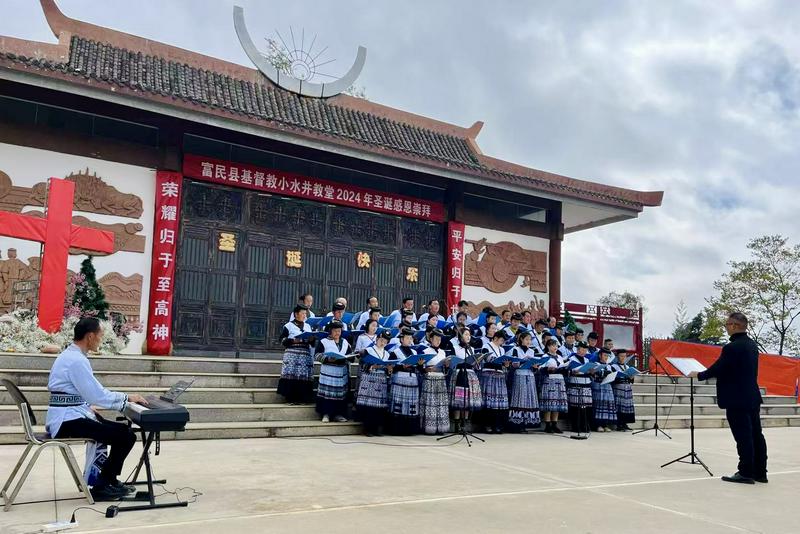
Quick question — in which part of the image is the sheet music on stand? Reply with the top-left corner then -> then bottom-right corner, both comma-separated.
666,357 -> 707,377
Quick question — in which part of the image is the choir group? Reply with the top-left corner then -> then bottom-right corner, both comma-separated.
277,295 -> 639,436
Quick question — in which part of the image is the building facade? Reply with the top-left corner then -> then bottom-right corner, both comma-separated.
0,1 -> 662,356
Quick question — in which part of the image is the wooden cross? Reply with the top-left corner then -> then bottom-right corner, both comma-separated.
0,178 -> 114,332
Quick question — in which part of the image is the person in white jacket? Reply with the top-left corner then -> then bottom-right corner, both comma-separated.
46,317 -> 149,500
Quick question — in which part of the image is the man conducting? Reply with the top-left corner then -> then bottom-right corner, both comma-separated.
690,312 -> 767,484
46,317 -> 150,500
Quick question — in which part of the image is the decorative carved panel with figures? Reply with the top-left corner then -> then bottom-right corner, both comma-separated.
0,247 -> 142,318
23,211 -> 145,255
0,162 -> 147,318
464,238 -> 547,293
465,298 -> 549,322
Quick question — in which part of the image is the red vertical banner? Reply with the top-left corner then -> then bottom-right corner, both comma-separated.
146,171 -> 183,355
446,221 -> 465,313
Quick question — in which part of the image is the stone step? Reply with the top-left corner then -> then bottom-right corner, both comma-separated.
631,393 -> 794,406
1,413 -> 797,444
0,377 -> 770,398
634,404 -> 800,417
1,350 -> 794,442
0,369 -> 310,389
634,374 -> 716,385
6,401 -> 795,428
4,385 -> 792,410
631,384 -> 766,395
0,353 -> 289,374
0,354 -> 710,379
629,414 -> 800,430
0,386 -> 285,405
0,420 -> 362,444
0,403 -> 321,426
0,370 -> 765,395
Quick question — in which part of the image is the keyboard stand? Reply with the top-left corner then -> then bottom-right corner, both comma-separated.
117,429 -> 188,513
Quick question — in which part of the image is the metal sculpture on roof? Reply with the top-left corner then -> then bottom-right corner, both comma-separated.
233,5 -> 367,98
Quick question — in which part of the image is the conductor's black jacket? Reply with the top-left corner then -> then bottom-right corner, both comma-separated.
698,332 -> 762,410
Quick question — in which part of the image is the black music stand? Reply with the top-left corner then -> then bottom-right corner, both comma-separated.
568,372 -> 592,441
569,400 -> 590,440
632,357 -> 672,439
660,358 -> 713,476
438,353 -> 484,447
117,430 -> 189,513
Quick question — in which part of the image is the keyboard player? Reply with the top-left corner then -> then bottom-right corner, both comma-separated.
45,318 -> 150,501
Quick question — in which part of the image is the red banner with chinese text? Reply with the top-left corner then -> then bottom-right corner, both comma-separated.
183,154 -> 445,222
146,172 -> 182,355
446,222 -> 465,312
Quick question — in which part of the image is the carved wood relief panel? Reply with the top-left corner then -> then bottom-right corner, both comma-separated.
0,166 -> 146,316
464,238 -> 547,293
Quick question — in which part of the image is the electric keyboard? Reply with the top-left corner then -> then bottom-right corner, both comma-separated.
123,398 -> 190,432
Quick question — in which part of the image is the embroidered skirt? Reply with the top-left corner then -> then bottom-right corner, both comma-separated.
389,372 -> 420,417
316,363 -> 349,417
539,374 -> 568,413
480,370 -> 509,410
419,372 -> 450,434
591,382 -> 617,424
567,379 -> 593,408
277,346 -> 314,402
612,382 -> 636,423
356,370 -> 389,409
508,369 -> 540,426
448,368 -> 483,410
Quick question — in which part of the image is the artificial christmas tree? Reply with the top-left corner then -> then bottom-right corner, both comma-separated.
72,256 -> 109,319
563,310 -> 578,333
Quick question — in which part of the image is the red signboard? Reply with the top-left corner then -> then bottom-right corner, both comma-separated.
146,171 -> 182,355
183,154 -> 445,222
446,221 -> 466,311
561,302 -> 644,363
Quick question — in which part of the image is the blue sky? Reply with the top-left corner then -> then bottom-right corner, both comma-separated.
3,0 -> 798,336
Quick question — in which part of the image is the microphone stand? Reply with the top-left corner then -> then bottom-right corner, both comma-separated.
438,350 -> 485,447
632,357 -> 672,439
569,369 -> 591,440
569,396 -> 590,440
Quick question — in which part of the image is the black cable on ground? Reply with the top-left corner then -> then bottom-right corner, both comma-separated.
70,506 -> 106,522
153,484 -> 203,504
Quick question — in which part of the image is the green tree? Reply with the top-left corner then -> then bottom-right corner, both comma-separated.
563,310 -> 578,333
700,306 -> 724,345
72,257 -> 109,320
672,300 -> 689,339
597,291 -> 645,313
684,313 -> 704,342
706,235 -> 800,355
673,301 -> 719,344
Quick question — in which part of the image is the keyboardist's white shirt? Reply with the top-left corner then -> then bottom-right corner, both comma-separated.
45,344 -> 128,438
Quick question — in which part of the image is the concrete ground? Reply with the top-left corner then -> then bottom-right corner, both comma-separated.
0,427 -> 797,534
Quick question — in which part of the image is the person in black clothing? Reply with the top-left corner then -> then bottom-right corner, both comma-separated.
690,312 -> 767,484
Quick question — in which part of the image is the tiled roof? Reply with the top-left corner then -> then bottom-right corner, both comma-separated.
65,36 -> 480,168
0,2 -> 663,212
